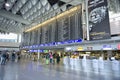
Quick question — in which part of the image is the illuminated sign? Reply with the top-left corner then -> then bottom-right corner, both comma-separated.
103,45 -> 112,50
118,44 -> 120,50
43,50 -> 48,53
77,46 -> 83,51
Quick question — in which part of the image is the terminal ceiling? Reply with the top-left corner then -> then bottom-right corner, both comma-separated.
0,0 -> 120,33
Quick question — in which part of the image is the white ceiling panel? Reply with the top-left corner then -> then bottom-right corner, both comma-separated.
33,7 -> 37,12
6,21 -> 9,24
33,13 -> 36,19
10,0 -> 16,3
22,15 -> 26,19
11,7 -> 16,14
30,0 -> 38,5
41,0 -> 47,6
0,0 -> 119,33
24,6 -> 28,13
20,8 -> 25,14
36,1 -> 42,9
29,10 -> 33,15
12,0 -> 23,14
40,7 -> 45,13
21,0 -> 27,4
61,6 -> 66,11
35,14 -> 38,18
27,1 -> 32,9
0,17 -> 3,21
0,0 -> 4,9
53,4 -> 59,10
17,1 -> 22,8
37,10 -> 41,16
45,3 -> 51,11
10,20 -> 14,24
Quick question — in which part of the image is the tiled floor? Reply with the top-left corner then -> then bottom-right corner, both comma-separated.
0,60 -> 120,80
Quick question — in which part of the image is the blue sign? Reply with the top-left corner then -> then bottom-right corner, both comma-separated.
103,45 -> 112,50
103,45 -> 111,48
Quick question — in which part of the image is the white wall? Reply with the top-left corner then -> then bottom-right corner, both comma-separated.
0,42 -> 20,51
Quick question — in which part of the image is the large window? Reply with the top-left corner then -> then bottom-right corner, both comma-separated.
0,33 -> 17,42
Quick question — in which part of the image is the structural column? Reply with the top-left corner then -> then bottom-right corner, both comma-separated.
107,50 -> 112,60
38,52 -> 40,60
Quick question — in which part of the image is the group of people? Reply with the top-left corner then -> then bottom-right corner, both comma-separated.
45,52 -> 61,65
0,50 -> 21,65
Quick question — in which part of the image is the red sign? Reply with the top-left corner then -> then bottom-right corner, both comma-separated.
118,44 -> 120,50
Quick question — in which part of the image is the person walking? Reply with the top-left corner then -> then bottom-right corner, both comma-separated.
46,53 -> 50,65
49,52 -> 53,64
11,52 -> 16,62
0,53 -> 6,65
6,52 -> 9,62
56,54 -> 60,64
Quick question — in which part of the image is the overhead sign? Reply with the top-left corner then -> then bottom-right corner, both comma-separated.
87,46 -> 93,50
88,0 -> 111,40
103,45 -> 112,50
77,46 -> 83,51
118,44 -> 120,50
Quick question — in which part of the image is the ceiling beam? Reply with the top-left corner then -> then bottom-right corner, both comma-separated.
0,26 -> 21,33
0,9 -> 31,25
60,0 -> 82,5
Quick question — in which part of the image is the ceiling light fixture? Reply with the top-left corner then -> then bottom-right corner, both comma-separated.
5,3 -> 10,7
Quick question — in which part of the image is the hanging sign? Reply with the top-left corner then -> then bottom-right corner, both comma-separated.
77,46 -> 83,51
88,0 -> 111,40
118,44 -> 120,50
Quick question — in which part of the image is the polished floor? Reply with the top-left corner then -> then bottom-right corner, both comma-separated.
0,60 -> 120,80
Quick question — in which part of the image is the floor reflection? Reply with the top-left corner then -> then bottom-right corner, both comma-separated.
0,65 -> 5,80
0,60 -> 120,80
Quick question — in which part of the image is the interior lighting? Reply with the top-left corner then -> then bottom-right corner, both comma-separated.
66,47 -> 72,51
75,39 -> 82,42
5,3 -> 10,7
25,5 -> 81,32
86,52 -> 91,54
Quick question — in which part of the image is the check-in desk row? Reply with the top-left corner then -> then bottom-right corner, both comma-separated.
63,57 -> 120,76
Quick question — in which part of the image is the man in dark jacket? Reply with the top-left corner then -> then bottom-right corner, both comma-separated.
0,53 -> 6,65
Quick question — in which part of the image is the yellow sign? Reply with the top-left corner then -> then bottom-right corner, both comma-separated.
77,47 -> 83,51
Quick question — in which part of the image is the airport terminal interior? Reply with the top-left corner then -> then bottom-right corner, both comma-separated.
0,0 -> 120,80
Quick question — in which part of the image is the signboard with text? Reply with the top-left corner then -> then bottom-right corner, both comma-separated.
77,46 -> 83,51
88,0 -> 111,40
118,44 -> 120,50
103,45 -> 112,50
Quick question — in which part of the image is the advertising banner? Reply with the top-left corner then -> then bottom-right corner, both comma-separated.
88,0 -> 111,40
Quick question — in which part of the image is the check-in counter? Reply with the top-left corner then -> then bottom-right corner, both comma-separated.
63,57 -> 120,76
